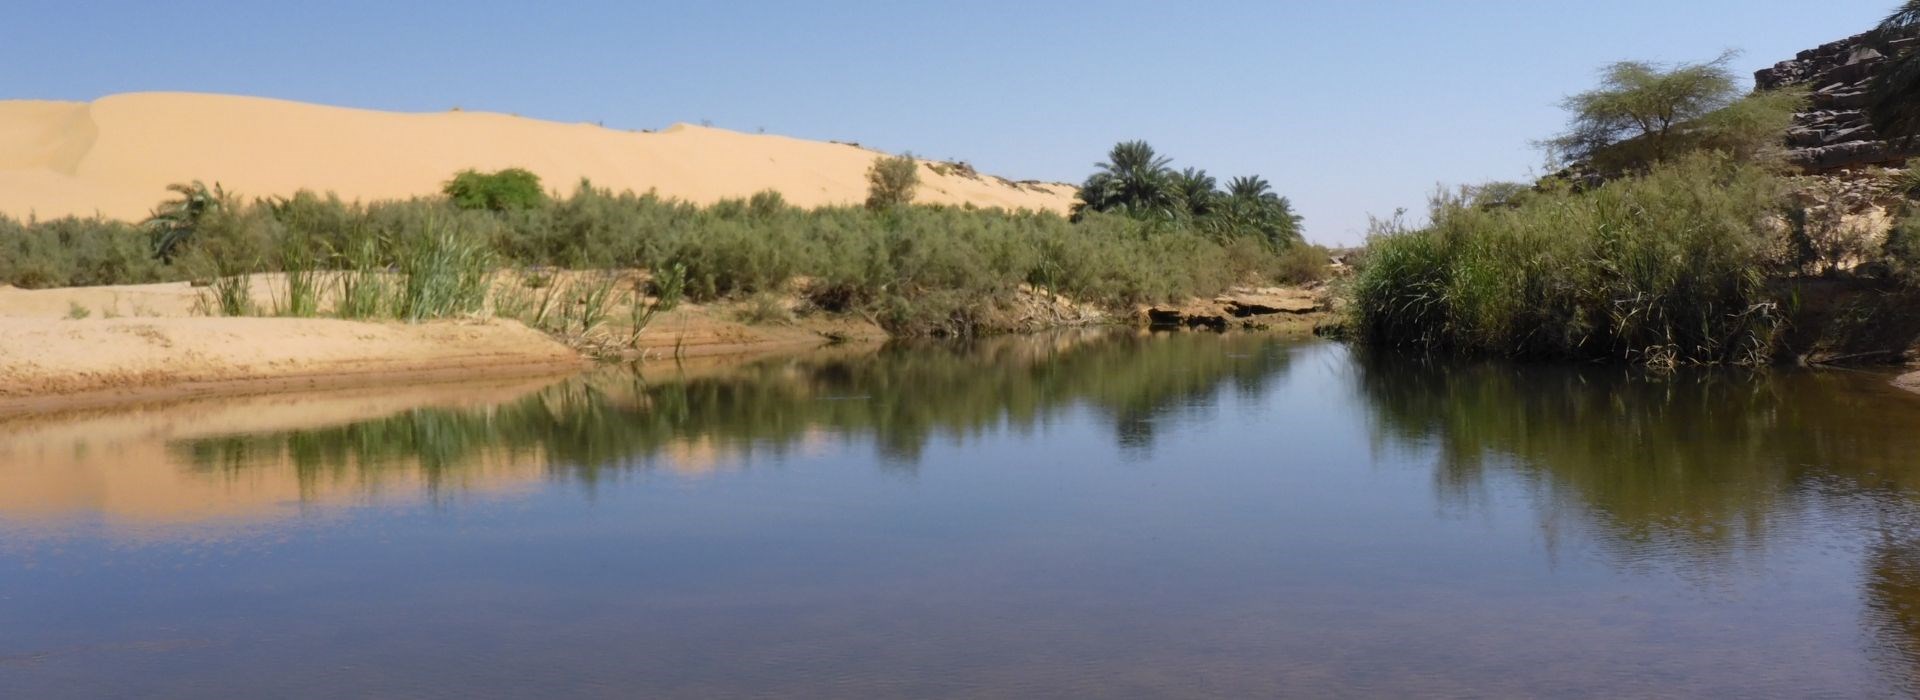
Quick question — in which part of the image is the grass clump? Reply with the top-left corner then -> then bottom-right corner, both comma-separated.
392,219 -> 495,322
1348,156 -> 1785,366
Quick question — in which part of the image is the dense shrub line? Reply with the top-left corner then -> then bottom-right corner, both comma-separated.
0,180 -> 1329,335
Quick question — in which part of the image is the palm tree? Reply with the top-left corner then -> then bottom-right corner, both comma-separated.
145,181 -> 226,263
1172,168 -> 1219,217
1870,1 -> 1920,140
1072,141 -> 1179,220
1219,175 -> 1304,249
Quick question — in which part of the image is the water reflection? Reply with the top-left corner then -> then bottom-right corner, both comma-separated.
1353,351 -> 1920,692
0,330 -> 1298,529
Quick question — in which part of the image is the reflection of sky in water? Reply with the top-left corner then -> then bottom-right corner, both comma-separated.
2,334 -> 1920,698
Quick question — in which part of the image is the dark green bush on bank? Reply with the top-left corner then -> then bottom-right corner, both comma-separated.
1348,156 -> 1786,366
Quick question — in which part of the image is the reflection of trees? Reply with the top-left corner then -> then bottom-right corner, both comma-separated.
1354,350 -> 1920,687
1866,534 -> 1920,696
176,331 -> 1299,492
1356,352 -> 1920,564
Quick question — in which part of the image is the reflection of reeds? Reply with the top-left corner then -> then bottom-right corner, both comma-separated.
173,332 -> 1299,488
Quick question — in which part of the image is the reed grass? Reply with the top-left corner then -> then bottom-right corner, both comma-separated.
1347,156 -> 1785,365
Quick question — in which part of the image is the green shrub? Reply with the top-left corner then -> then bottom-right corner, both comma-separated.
1273,243 -> 1332,285
1349,155 -> 1784,365
443,168 -> 547,212
865,155 -> 920,210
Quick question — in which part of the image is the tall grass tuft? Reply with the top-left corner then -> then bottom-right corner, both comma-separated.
277,234 -> 322,317
335,232 -> 389,320
628,263 -> 686,346
1348,155 -> 1785,366
393,218 -> 495,322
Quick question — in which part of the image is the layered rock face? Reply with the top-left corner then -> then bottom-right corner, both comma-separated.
1756,31 -> 1920,172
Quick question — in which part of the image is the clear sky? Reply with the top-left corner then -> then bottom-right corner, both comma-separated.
2,0 -> 1900,244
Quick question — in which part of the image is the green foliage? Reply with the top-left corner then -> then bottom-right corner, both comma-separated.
1072,142 -> 1306,251
1348,156 -> 1786,366
64,301 -> 91,320
1869,1 -> 1920,139
145,181 -> 228,263
335,231 -> 390,320
0,215 -> 167,289
443,168 -> 547,212
1694,88 -> 1806,165
1273,243 -> 1332,285
865,154 -> 920,210
1545,52 -> 1745,173
628,264 -> 685,345
15,161 -> 1323,336
1887,212 -> 1920,286
392,218 -> 495,322
1074,141 -> 1180,220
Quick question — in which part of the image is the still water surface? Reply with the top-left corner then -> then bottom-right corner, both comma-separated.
4,332 -> 1920,698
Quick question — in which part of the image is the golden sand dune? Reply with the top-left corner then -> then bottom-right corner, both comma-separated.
0,92 -> 1076,221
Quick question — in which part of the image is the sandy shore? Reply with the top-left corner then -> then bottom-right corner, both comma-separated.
0,273 -> 899,409
0,316 -> 584,412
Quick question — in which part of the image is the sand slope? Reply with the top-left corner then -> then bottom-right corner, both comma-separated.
0,92 -> 1075,220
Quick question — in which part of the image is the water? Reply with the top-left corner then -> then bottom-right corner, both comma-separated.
4,331 -> 1920,698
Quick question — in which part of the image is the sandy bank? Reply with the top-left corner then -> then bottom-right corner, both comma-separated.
0,317 -> 583,412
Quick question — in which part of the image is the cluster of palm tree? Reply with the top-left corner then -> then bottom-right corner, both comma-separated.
1072,141 -> 1303,249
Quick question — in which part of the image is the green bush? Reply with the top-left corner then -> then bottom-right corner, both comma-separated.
443,168 -> 547,212
1348,155 -> 1785,365
865,155 -> 920,210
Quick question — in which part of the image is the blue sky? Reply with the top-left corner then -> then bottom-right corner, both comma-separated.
2,0 -> 1899,244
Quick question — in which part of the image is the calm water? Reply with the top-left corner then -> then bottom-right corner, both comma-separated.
4,331 -> 1920,698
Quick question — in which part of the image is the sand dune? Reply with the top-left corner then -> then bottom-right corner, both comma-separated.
0,92 -> 1075,221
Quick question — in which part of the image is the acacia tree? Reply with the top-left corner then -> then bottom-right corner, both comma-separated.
1545,51 -> 1741,172
1870,1 -> 1920,140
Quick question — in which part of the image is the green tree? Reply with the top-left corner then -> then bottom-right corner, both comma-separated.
865,154 -> 920,210
443,168 -> 547,211
1545,52 -> 1742,173
144,180 -> 227,263
1072,141 -> 1180,220
1172,167 -> 1220,217
1870,1 -> 1920,140
1215,175 -> 1304,249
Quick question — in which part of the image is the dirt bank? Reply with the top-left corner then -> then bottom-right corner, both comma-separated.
0,317 -> 583,412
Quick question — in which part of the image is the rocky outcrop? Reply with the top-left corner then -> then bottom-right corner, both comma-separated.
1139,287 -> 1327,332
1757,31 -> 1920,172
